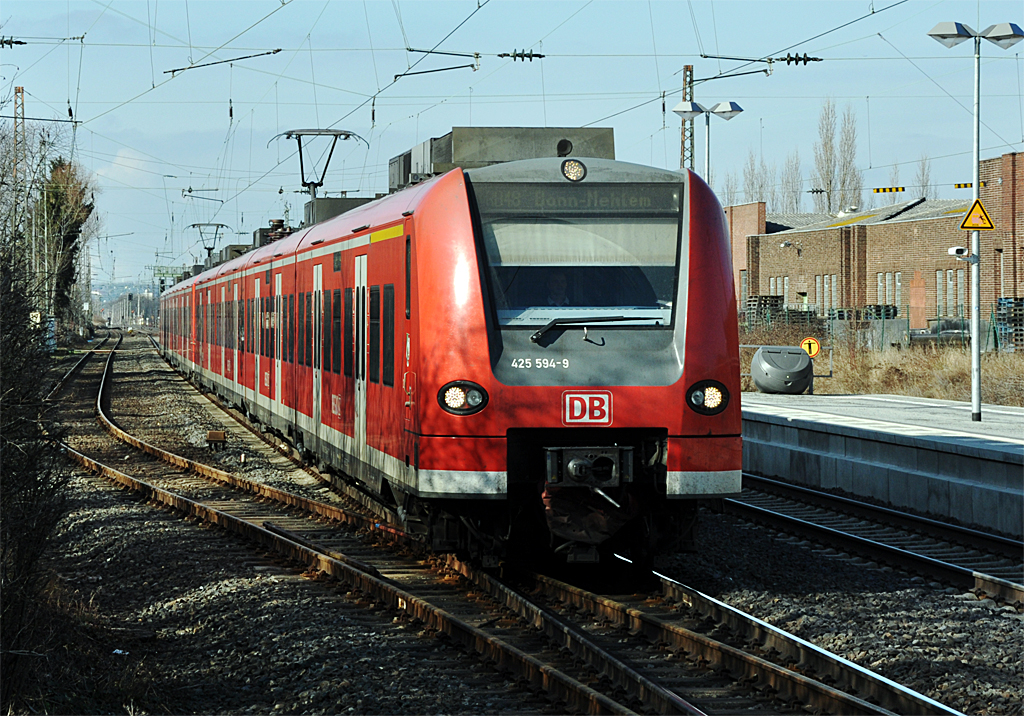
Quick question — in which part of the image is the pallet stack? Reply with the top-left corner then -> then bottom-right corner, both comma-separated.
996,298 -> 1024,351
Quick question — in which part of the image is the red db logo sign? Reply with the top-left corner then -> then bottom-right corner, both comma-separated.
562,391 -> 613,426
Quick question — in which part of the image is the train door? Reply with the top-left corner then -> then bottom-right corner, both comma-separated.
231,282 -> 238,383
311,264 -> 323,446
220,285 -> 226,378
205,289 -> 212,370
353,255 -> 367,465
275,273 -> 282,405
253,277 -> 261,404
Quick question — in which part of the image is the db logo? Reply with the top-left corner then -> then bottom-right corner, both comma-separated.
562,391 -> 613,425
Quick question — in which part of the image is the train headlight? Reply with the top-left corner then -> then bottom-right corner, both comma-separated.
444,386 -> 467,409
561,159 -> 587,182
438,380 -> 489,415
686,380 -> 729,415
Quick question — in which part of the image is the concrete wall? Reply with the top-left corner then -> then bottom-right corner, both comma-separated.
742,411 -> 1024,538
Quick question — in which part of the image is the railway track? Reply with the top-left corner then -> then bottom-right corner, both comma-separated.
729,475 -> 1024,604
53,335 -> 966,714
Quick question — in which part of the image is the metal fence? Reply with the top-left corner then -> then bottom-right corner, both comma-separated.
740,296 -> 1024,353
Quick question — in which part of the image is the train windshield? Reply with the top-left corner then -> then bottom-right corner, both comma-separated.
474,182 -> 682,327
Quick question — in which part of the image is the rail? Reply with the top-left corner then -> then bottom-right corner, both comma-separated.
730,475 -> 1023,604
67,334 -> 641,714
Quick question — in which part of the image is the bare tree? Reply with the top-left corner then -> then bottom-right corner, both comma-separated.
837,104 -> 862,211
0,120 -> 72,710
759,157 -> 778,212
722,171 -> 738,207
887,159 -> 901,204
811,99 -> 837,212
743,150 -> 758,204
741,150 -> 777,210
780,150 -> 802,213
915,154 -> 936,200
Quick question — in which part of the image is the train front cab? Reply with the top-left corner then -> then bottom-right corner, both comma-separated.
410,158 -> 741,563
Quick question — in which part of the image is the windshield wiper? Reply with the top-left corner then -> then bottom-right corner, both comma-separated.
529,315 -> 661,343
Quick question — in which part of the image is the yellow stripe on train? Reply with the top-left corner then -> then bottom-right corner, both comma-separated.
370,224 -> 405,244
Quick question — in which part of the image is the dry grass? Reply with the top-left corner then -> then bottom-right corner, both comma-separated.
8,576 -> 157,715
740,324 -> 1024,407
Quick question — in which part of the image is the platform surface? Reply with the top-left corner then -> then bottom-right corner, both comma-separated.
741,393 -> 1024,458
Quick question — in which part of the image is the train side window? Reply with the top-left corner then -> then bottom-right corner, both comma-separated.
369,286 -> 380,383
332,288 -> 342,374
272,296 -> 277,358
405,237 -> 411,319
305,291 -> 313,367
343,289 -> 353,377
288,294 -> 294,363
260,297 -> 266,357
297,293 -> 305,365
383,284 -> 394,387
323,289 -> 332,374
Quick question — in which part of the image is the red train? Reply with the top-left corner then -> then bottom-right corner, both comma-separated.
159,157 -> 741,564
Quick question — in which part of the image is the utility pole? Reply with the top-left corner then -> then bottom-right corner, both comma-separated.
679,66 -> 694,171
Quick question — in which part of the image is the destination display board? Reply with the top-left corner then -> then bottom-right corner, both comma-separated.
474,183 -> 682,216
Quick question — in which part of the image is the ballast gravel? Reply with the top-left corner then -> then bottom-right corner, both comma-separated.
48,472 -> 536,715
49,336 -> 1022,714
44,337 -> 542,714
658,514 -> 1024,716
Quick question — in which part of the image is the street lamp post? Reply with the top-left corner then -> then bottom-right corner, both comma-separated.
928,21 -> 1023,422
672,101 -> 743,179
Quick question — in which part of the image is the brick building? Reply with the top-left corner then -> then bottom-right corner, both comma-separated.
726,152 -> 1023,329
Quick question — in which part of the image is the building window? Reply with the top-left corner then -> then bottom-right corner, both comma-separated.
885,272 -> 893,304
783,276 -> 790,305
815,275 -> 822,312
957,269 -> 965,316
877,273 -> 884,304
823,275 -> 831,312
946,270 -> 955,317
936,270 -> 943,317
895,272 -> 902,308
831,274 -> 837,310
740,270 -> 748,309
769,277 -> 776,296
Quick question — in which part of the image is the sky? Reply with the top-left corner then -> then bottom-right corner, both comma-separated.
2,0 -> 1022,287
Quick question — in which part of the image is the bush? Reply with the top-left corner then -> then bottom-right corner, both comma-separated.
0,235 -> 71,710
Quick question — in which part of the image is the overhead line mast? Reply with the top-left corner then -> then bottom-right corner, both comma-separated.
680,66 -> 694,171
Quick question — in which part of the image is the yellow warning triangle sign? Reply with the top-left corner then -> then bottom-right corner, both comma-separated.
960,199 -> 995,230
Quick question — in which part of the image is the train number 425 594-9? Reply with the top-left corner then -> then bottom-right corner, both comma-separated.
510,357 -> 569,369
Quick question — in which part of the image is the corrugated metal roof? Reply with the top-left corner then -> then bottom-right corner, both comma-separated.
762,198 -> 973,234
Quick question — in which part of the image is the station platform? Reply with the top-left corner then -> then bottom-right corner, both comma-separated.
740,394 -> 1024,538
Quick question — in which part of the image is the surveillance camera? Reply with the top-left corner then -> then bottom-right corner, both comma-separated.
780,241 -> 792,248
948,246 -> 969,257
